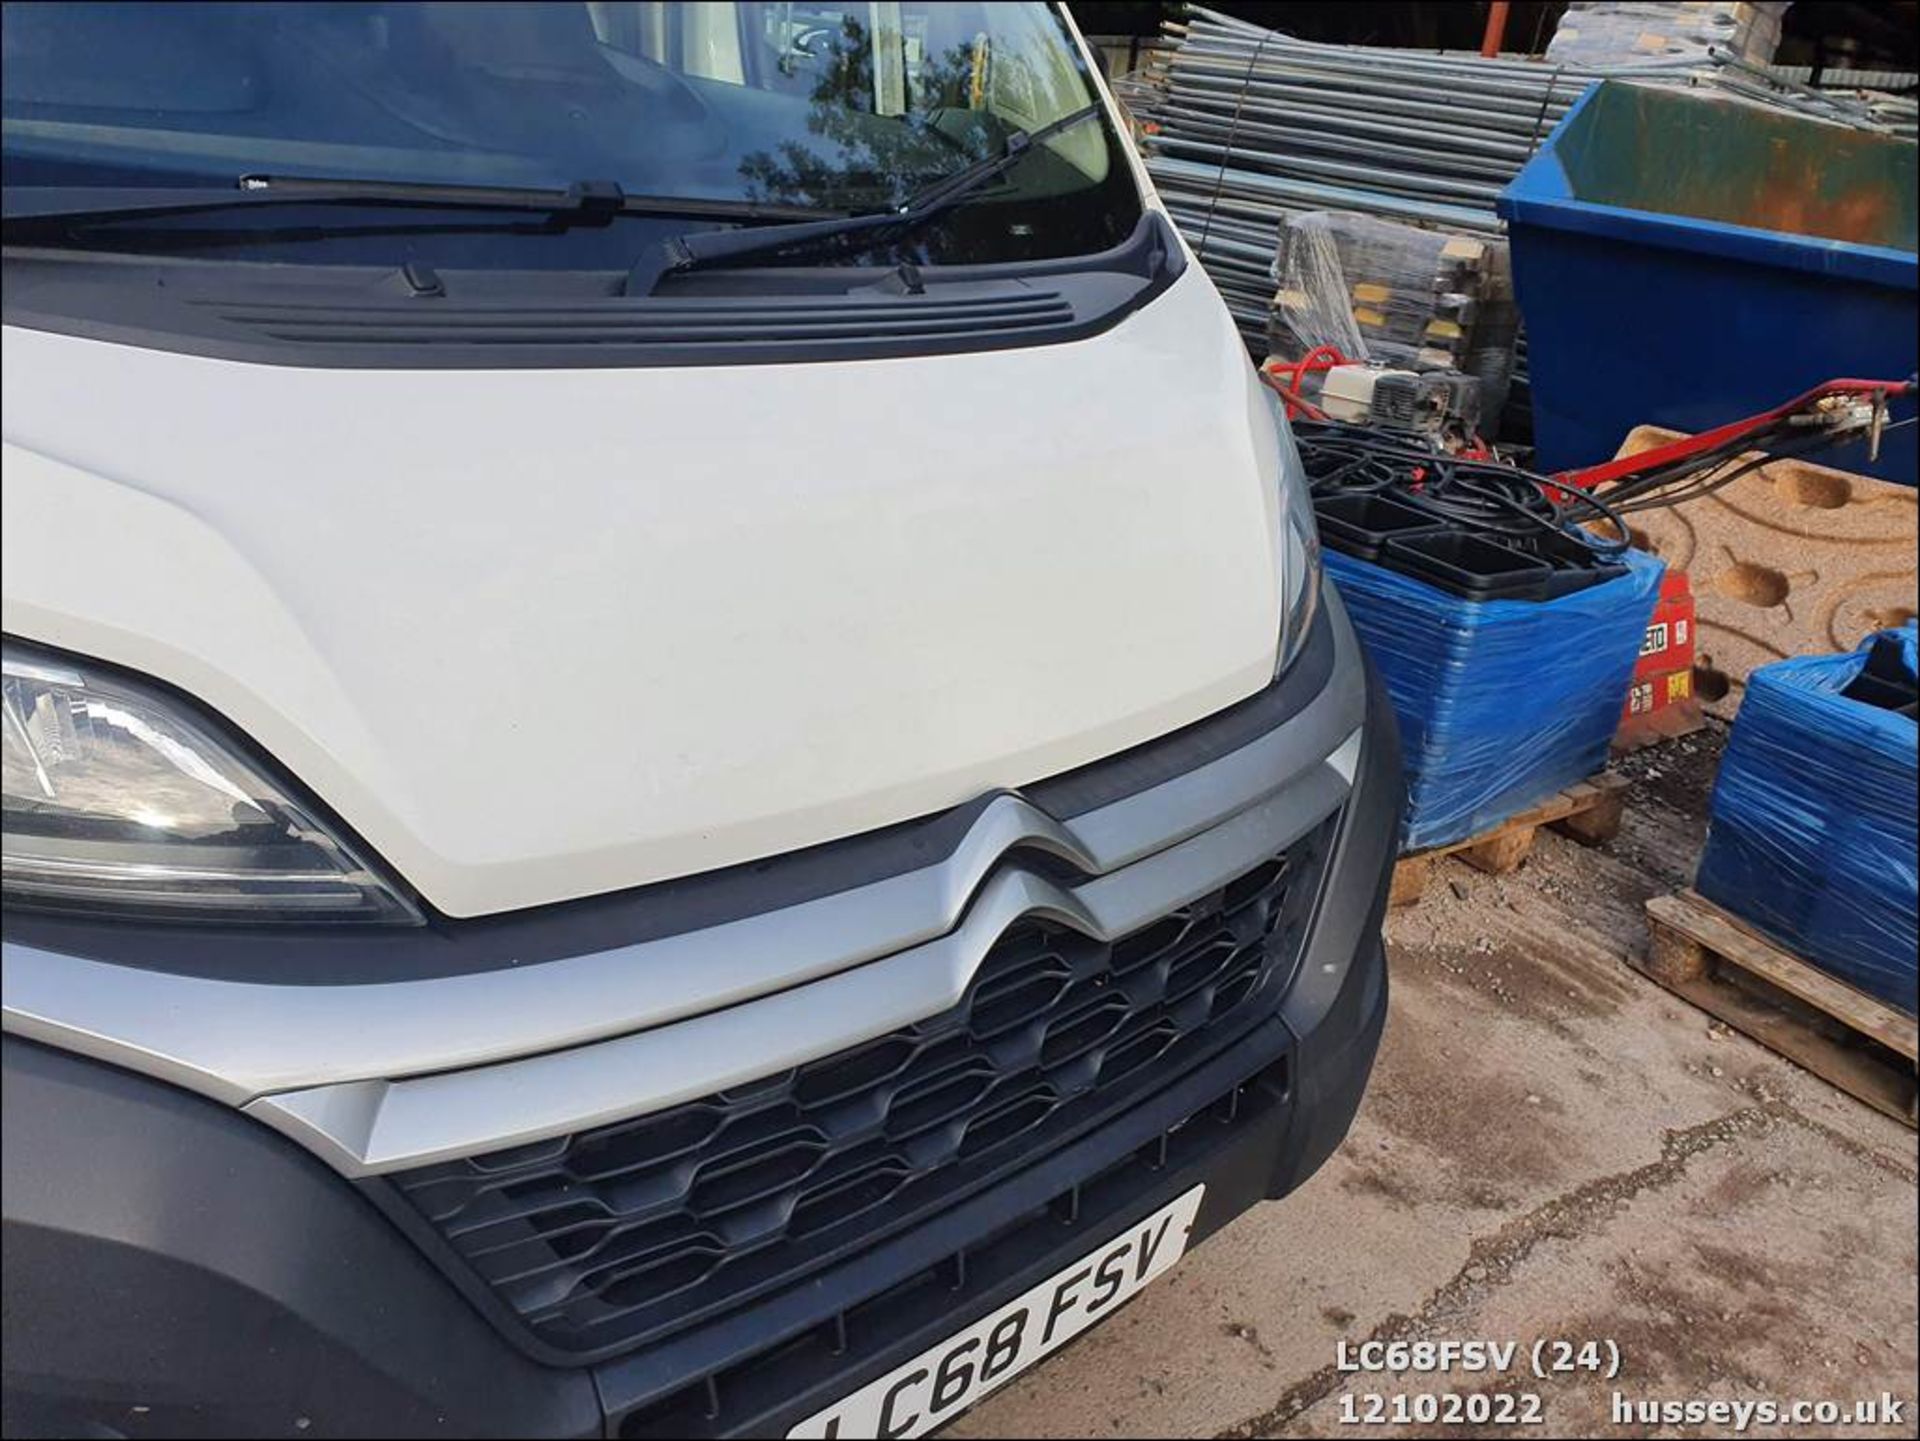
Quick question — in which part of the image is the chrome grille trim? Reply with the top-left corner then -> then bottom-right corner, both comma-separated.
3,597 -> 1370,1178
247,759 -> 1348,1175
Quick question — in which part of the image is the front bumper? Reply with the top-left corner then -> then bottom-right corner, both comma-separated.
2,628 -> 1402,1441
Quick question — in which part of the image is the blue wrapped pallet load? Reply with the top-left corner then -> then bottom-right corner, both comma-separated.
1695,625 -> 1920,1015
1326,548 -> 1663,851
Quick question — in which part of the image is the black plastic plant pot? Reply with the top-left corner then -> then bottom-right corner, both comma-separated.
1525,527 -> 1632,598
1312,493 -> 1450,561
1539,566 -> 1621,599
1840,633 -> 1920,716
1381,531 -> 1553,601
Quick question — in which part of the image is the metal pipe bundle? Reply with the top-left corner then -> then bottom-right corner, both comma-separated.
1130,6 -> 1905,355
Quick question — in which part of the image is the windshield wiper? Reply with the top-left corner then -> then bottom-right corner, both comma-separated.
630,102 -> 1107,295
2,177 -> 834,234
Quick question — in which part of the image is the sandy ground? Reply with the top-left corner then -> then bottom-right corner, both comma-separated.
954,724 -> 1919,1439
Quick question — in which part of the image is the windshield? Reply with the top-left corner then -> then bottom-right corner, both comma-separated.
1,1 -> 1141,268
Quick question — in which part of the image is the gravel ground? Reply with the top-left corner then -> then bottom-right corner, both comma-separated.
954,723 -> 1918,1439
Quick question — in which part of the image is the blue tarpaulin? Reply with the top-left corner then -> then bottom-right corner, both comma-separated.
1327,547 -> 1663,851
1696,625 -> 1920,1014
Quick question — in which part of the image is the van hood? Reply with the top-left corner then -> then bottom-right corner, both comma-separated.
1,268 -> 1285,916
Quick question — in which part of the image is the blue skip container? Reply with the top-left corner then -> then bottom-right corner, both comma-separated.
1499,81 -> 1918,485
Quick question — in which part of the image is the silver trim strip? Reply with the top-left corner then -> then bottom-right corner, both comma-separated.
3,596 -> 1370,1173
247,756 -> 1350,1175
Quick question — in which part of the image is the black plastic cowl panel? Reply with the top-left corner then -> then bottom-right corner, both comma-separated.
1,211 -> 1183,369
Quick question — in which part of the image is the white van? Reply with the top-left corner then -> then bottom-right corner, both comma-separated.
1,4 -> 1401,1436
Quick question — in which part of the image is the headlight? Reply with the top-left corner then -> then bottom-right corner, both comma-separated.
2,641 -> 420,924
1267,388 -> 1324,678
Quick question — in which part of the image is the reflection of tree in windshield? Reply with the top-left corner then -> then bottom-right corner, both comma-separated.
737,19 -> 996,212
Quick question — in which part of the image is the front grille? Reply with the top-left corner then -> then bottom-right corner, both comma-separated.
389,827 -> 1328,1359
614,1053 -> 1293,1438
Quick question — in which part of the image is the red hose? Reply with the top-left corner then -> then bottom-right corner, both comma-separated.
1557,377 -> 1916,492
1258,367 -> 1328,422
1260,346 -> 1350,423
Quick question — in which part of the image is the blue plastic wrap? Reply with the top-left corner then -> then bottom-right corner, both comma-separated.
1695,625 -> 1919,1015
1327,547 -> 1664,851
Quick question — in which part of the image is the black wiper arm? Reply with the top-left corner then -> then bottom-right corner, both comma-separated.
632,102 -> 1107,294
2,177 -> 834,232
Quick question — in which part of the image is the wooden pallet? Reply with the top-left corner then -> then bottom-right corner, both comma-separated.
1639,890 -> 1919,1127
1388,774 -> 1628,909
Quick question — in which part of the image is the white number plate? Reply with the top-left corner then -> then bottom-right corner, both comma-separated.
787,1185 -> 1206,1439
